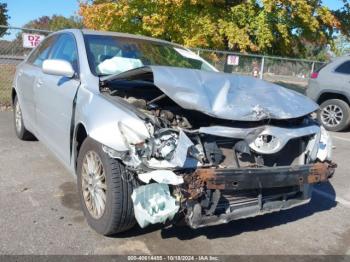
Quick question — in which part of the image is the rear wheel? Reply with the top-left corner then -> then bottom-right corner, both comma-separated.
318,99 -> 350,132
13,96 -> 35,140
77,137 -> 137,235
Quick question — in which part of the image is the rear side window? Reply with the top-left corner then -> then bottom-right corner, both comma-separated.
335,61 -> 350,74
27,35 -> 56,67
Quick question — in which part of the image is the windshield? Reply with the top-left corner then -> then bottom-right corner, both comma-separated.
84,34 -> 217,76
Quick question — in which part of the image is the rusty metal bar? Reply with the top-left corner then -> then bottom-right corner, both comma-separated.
191,162 -> 336,192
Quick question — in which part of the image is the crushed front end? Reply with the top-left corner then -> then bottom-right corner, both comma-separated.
100,66 -> 337,229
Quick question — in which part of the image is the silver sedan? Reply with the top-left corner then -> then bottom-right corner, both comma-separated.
12,29 -> 336,235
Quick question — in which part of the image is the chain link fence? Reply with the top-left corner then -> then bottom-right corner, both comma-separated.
194,48 -> 325,93
0,26 -> 51,107
0,25 -> 326,107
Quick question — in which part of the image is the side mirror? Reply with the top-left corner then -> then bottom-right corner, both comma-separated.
42,59 -> 75,78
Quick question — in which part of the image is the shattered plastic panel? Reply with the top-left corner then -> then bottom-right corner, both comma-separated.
145,130 -> 199,169
138,170 -> 184,185
317,126 -> 333,161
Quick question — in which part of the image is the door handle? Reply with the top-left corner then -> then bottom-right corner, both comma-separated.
36,79 -> 43,87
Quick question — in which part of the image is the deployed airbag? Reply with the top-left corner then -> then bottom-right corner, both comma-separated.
98,57 -> 144,75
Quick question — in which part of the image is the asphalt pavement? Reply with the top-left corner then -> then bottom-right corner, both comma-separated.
0,111 -> 350,255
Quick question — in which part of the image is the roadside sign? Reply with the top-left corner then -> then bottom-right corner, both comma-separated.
22,33 -> 45,48
227,55 -> 240,66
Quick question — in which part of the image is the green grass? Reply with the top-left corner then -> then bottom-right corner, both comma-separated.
0,64 -> 16,106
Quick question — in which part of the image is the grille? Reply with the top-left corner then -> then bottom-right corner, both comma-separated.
215,186 -> 301,214
204,136 -> 310,168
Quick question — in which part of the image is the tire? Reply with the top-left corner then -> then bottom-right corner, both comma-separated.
13,96 -> 35,140
318,99 -> 350,132
77,137 -> 137,235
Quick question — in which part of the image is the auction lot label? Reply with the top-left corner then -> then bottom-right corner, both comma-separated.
22,33 -> 45,48
227,55 -> 240,66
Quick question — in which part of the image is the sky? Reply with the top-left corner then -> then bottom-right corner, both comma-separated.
3,0 -> 80,27
323,0 -> 346,10
1,0 -> 346,28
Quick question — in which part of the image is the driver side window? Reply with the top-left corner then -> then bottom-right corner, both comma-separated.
27,35 -> 56,67
49,33 -> 79,73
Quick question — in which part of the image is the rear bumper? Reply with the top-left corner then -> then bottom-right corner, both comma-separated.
184,162 -> 336,228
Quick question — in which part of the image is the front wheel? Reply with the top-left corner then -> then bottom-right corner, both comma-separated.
77,137 -> 137,235
318,99 -> 350,132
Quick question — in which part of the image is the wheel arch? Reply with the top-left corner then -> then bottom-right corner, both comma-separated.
11,88 -> 17,105
317,91 -> 350,105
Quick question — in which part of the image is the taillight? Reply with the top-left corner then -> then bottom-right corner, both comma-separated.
311,72 -> 319,79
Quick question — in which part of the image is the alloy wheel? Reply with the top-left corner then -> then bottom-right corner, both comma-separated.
81,151 -> 107,219
321,104 -> 344,128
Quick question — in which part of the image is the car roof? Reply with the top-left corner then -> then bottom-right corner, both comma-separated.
81,29 -> 185,48
331,55 -> 350,62
54,28 -> 186,49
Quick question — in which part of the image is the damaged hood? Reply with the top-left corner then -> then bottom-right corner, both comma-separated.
102,66 -> 318,121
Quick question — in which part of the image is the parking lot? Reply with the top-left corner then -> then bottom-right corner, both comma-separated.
0,110 -> 350,255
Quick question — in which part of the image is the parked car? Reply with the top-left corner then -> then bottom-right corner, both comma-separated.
12,29 -> 336,235
307,56 -> 350,132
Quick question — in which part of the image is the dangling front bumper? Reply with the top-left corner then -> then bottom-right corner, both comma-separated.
183,162 -> 336,228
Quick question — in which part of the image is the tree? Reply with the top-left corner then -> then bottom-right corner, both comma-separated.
0,2 -> 9,36
332,0 -> 350,38
24,15 -> 83,31
48,15 -> 83,31
79,0 -> 343,58
24,16 -> 51,31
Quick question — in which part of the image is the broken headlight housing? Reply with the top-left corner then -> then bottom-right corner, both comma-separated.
316,126 -> 333,161
118,121 -> 151,146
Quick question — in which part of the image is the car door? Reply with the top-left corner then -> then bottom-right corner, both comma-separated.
16,35 -> 56,131
34,33 -> 80,165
